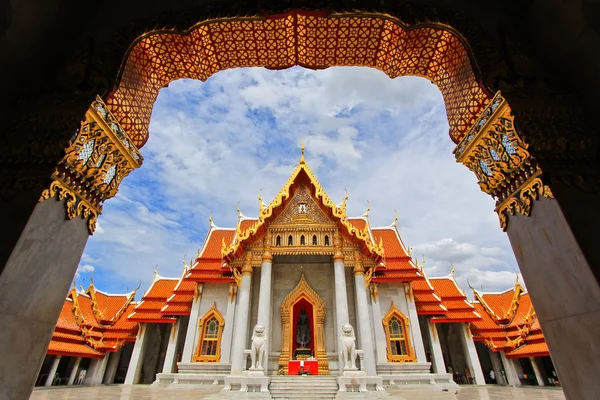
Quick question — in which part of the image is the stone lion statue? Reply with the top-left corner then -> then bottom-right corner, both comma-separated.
250,324 -> 266,370
340,323 -> 356,369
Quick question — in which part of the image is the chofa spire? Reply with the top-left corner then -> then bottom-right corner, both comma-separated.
299,139 -> 306,164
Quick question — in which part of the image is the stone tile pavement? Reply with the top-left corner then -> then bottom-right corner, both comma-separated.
30,385 -> 566,400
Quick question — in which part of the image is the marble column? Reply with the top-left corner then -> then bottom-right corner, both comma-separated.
333,232 -> 350,373
220,283 -> 237,363
161,319 -> 181,373
67,357 -> 81,385
530,357 -> 545,386
369,285 -> 388,365
505,196 -> 600,399
405,285 -> 427,363
352,255 -> 376,376
0,197 -> 90,399
181,284 -> 203,363
488,349 -> 507,385
255,240 -> 272,371
125,323 -> 149,384
426,319 -> 446,373
44,356 -> 61,386
458,323 -> 485,385
103,349 -> 122,384
500,352 -> 521,386
85,354 -> 110,385
230,259 -> 253,374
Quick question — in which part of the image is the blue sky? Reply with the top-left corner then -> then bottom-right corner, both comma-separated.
77,66 -> 521,298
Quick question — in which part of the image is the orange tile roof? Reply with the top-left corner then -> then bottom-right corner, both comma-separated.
143,277 -> 178,299
239,219 -> 257,232
429,278 -> 466,299
471,303 -> 503,331
371,228 -> 410,258
348,218 -> 367,231
431,311 -> 481,322
47,340 -> 103,358
162,304 -> 193,315
199,229 -> 235,259
416,303 -> 447,314
506,342 -> 550,358
428,277 -> 480,323
55,301 -> 80,331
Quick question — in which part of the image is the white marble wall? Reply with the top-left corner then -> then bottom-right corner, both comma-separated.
196,283 -> 231,361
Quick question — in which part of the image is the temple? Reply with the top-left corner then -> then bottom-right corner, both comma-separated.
37,149 -> 559,394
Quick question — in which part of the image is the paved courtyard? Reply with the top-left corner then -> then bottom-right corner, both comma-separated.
30,385 -> 566,400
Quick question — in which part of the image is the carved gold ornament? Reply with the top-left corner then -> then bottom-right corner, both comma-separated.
278,274 -> 329,375
454,92 -> 553,230
38,96 -> 143,233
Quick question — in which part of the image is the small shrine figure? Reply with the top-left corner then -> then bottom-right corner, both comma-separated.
296,308 -> 311,347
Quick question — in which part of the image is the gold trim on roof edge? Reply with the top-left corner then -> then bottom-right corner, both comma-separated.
222,156 -> 385,260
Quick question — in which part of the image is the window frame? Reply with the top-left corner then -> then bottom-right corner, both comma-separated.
382,301 -> 416,362
193,303 -> 225,362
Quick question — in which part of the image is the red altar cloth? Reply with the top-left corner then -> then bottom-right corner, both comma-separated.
288,360 -> 318,375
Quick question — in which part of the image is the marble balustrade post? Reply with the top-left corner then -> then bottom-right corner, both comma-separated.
103,349 -> 122,384
230,259 -> 253,375
161,319 -> 181,373
426,319 -> 446,373
67,357 -> 81,385
458,322 -> 486,385
352,255 -> 377,376
255,238 -> 273,372
405,284 -> 427,363
181,284 -> 203,363
125,323 -> 149,384
530,357 -> 545,386
369,284 -> 388,365
220,283 -> 237,363
44,356 -> 61,386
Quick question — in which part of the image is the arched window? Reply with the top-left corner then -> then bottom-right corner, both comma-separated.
382,302 -> 415,362
312,235 -> 318,245
276,235 -> 281,246
324,235 -> 330,246
193,303 -> 225,362
300,235 -> 305,245
288,235 -> 293,246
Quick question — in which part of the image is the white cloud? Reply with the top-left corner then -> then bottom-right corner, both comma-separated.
82,66 -> 520,298
75,264 -> 95,279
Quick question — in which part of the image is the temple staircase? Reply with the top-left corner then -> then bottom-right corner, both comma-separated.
269,376 -> 338,400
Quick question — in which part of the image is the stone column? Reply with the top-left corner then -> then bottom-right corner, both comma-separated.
161,319 -> 181,373
103,349 -> 122,384
405,284 -> 427,363
458,323 -> 485,385
255,234 -> 273,371
530,357 -> 545,386
44,356 -> 61,386
500,352 -> 520,386
333,232 -> 350,373
230,256 -> 253,374
85,354 -> 110,385
220,283 -> 237,363
505,196 -> 600,400
67,357 -> 81,385
369,284 -> 388,365
125,323 -> 149,384
0,197 -> 90,399
181,283 -> 203,363
488,349 -> 506,385
426,319 -> 446,373
352,254 -> 377,376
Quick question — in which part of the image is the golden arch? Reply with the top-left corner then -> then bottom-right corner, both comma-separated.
106,10 -> 490,148
193,303 -> 225,362
383,302 -> 416,362
278,274 -> 329,375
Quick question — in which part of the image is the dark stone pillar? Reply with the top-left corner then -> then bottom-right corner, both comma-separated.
0,196 -> 90,399
506,196 -> 600,400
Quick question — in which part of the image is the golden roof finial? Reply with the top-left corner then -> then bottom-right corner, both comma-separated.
208,212 -> 216,228
467,279 -> 476,292
196,246 -> 201,259
393,209 -> 398,227
153,265 -> 159,277
363,201 -> 371,218
450,264 -> 455,278
258,189 -> 264,213
300,139 -> 305,164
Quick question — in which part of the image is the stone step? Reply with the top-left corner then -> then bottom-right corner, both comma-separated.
271,395 -> 336,399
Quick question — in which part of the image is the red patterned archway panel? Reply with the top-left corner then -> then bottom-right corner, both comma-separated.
106,11 -> 491,148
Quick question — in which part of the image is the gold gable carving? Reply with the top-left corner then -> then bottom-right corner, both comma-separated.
271,185 -> 334,226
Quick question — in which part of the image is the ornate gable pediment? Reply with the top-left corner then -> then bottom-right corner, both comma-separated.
270,185 -> 334,227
